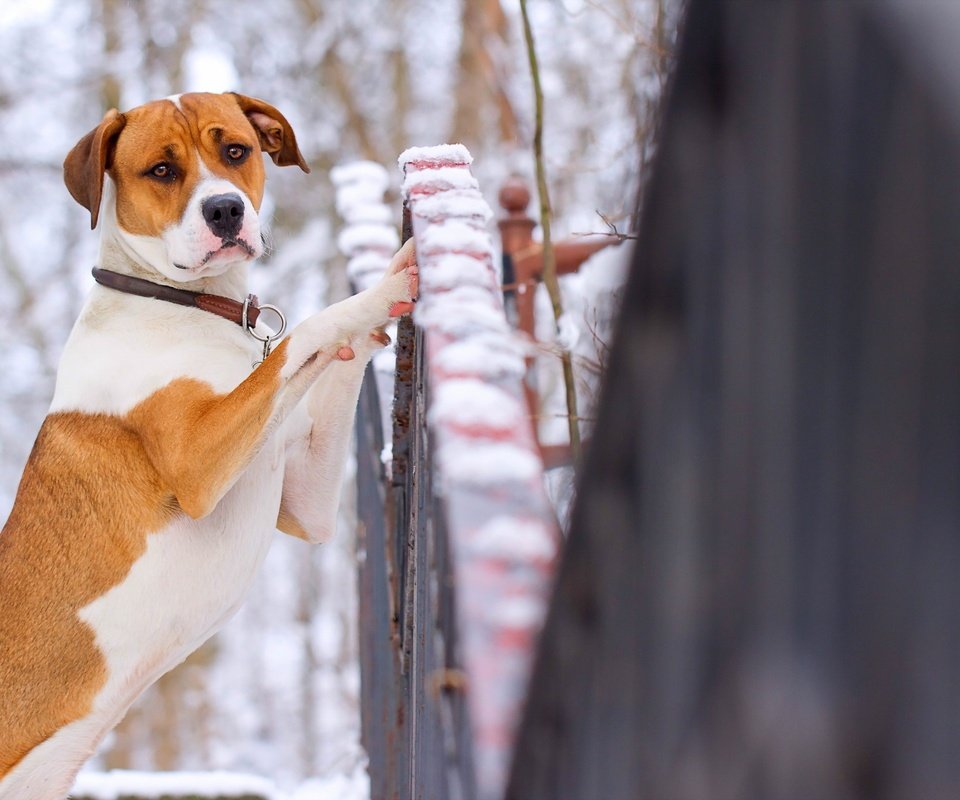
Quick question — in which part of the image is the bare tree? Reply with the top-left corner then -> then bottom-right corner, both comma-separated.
452,0 -> 520,148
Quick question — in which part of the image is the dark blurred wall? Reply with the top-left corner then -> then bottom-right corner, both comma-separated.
508,2 -> 960,798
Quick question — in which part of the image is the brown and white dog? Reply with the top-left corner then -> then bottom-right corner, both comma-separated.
0,92 -> 417,799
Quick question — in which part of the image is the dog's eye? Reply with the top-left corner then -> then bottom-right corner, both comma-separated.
147,163 -> 175,180
225,144 -> 248,162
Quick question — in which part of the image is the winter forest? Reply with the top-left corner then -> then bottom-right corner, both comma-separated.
0,0 -> 680,796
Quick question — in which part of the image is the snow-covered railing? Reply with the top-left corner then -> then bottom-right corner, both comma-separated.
347,147 -> 560,800
403,145 -> 560,796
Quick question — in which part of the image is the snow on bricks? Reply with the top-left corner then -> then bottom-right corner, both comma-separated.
428,378 -> 527,435
432,334 -> 526,381
332,161 -> 398,459
399,144 -> 561,800
331,160 -> 399,290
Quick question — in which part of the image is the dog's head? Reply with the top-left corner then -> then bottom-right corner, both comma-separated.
63,92 -> 309,281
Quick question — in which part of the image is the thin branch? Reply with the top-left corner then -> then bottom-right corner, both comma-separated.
519,0 -> 582,468
531,413 -> 599,423
571,210 -> 639,241
570,231 -> 639,241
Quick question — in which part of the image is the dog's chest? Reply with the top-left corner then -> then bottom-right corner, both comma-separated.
55,289 -> 288,671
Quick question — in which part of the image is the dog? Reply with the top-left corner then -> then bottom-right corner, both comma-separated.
0,91 -> 417,799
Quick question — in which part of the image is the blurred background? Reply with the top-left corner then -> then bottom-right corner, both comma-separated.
0,0 -> 679,791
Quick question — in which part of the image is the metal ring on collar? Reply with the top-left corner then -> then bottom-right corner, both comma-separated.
242,300 -> 287,342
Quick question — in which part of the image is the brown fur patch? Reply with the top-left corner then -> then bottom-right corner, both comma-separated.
0,339 -> 288,775
276,499 -> 310,542
0,415 -> 172,775
129,339 -> 288,519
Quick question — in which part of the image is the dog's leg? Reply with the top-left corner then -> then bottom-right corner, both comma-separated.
276,330 -> 387,542
130,246 -> 417,520
276,240 -> 418,542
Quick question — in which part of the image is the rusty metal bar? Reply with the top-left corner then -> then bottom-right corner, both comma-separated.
391,205 -> 417,676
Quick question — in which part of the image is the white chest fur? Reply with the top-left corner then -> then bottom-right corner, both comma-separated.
51,284 -> 266,414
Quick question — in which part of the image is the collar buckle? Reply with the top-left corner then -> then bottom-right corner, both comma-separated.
243,296 -> 287,366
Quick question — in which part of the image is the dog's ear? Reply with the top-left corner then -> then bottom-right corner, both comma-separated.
228,92 -> 310,174
63,109 -> 126,230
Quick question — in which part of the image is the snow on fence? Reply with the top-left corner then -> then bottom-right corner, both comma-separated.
345,146 -> 560,800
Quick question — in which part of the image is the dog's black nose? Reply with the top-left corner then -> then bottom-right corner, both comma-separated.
202,193 -> 244,239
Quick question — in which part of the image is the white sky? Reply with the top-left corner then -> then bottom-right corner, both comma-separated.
184,45 -> 240,93
0,0 -> 53,27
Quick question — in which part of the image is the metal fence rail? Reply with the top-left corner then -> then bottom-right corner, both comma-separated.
353,147 -> 559,800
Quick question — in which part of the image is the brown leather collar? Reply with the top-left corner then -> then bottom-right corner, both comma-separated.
91,267 -> 262,329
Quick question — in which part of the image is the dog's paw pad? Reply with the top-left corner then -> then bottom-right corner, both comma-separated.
389,301 -> 415,318
370,329 -> 391,346
336,345 -> 356,361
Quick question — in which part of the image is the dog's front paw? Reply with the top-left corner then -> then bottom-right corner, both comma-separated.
382,238 -> 419,318
388,275 -> 418,318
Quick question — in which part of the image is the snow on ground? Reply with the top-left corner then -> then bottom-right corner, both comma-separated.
72,771 -> 281,800
72,766 -> 369,800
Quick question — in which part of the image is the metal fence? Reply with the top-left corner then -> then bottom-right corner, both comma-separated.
353,149 -> 558,800
357,1 -> 960,797
356,312 -> 468,800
